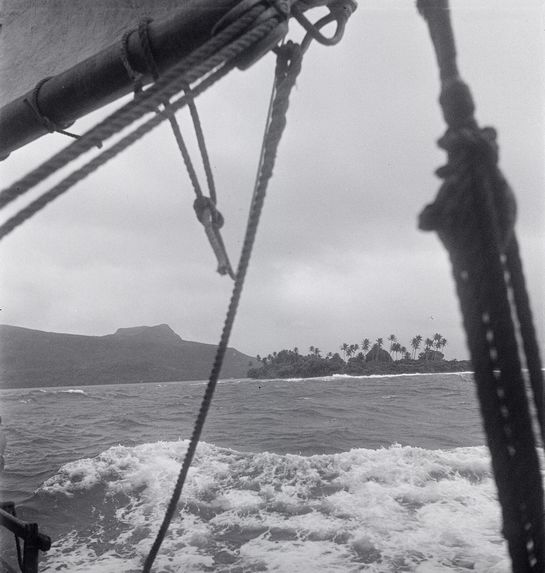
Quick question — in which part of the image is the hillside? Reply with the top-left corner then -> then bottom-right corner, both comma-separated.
0,324 -> 257,389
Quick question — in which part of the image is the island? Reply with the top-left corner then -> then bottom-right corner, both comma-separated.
247,334 -> 471,379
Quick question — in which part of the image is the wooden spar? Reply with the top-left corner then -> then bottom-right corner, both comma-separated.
0,503 -> 51,573
0,0 -> 248,160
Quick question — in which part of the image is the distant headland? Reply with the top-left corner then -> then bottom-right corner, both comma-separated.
248,334 -> 471,379
0,324 -> 257,389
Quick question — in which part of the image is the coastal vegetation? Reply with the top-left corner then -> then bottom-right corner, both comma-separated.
247,332 -> 471,379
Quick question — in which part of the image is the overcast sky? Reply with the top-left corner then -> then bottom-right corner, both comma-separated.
0,0 -> 543,362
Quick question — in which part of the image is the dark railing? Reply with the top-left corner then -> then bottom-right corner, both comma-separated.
0,501 -> 51,573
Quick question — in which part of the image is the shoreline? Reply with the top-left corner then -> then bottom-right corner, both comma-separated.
248,359 -> 473,380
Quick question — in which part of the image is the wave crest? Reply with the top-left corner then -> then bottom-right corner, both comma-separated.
39,441 -> 509,572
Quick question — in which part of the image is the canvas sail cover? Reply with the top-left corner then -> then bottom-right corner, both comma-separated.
0,0 -> 190,109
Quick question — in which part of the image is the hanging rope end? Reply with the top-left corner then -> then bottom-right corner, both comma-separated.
193,196 -> 235,279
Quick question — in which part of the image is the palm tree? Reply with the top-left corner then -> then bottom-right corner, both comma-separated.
388,334 -> 397,357
314,347 -> 321,357
410,336 -> 422,359
375,337 -> 383,361
424,338 -> 433,360
392,341 -> 401,360
361,338 -> 370,356
341,343 -> 349,360
400,346 -> 407,360
440,337 -> 447,357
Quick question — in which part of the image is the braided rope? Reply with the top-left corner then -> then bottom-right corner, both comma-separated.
141,42 -> 303,572
418,1 -> 545,570
0,4 -> 272,211
505,237 -> 545,444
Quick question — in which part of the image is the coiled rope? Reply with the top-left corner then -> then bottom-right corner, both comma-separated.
417,1 -> 544,571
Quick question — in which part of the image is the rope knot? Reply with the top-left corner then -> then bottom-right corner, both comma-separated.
193,196 -> 224,228
275,41 -> 303,75
435,125 -> 498,178
419,124 -> 516,252
24,77 -> 102,148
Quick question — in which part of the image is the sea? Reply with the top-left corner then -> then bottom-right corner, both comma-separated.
0,372 -> 520,572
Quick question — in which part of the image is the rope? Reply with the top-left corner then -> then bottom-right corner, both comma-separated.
24,78 -> 82,142
119,31 -> 144,92
135,18 -> 233,277
142,41 -> 303,572
292,0 -> 356,52
505,237 -> 545,444
0,14 -> 281,241
0,4 -> 276,212
417,1 -> 544,570
0,66 -> 232,241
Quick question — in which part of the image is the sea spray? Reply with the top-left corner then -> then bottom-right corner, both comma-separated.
39,440 -> 509,572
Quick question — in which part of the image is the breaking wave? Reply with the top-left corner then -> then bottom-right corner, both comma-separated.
38,440 -> 509,572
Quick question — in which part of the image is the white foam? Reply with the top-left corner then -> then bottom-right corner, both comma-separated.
331,371 -> 474,380
59,388 -> 87,394
269,371 -> 474,383
40,441 -> 515,572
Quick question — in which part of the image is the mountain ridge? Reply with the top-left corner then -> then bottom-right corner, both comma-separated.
0,324 -> 256,389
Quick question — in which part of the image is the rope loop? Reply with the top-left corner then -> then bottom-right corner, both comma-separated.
24,78 -> 102,147
293,0 -> 357,52
119,18 -> 159,93
138,18 -> 160,81
119,31 -> 145,92
125,17 -> 233,277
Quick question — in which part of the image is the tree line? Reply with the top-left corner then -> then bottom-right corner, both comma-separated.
248,333 -> 466,379
256,332 -> 448,365
339,333 -> 447,362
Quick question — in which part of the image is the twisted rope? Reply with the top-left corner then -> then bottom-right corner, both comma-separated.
142,41 -> 303,572
24,78 -> 83,142
0,17 -> 280,241
0,4 -> 273,212
135,18 -> 233,276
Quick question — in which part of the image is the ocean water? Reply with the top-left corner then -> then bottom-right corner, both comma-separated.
0,373 -> 517,571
